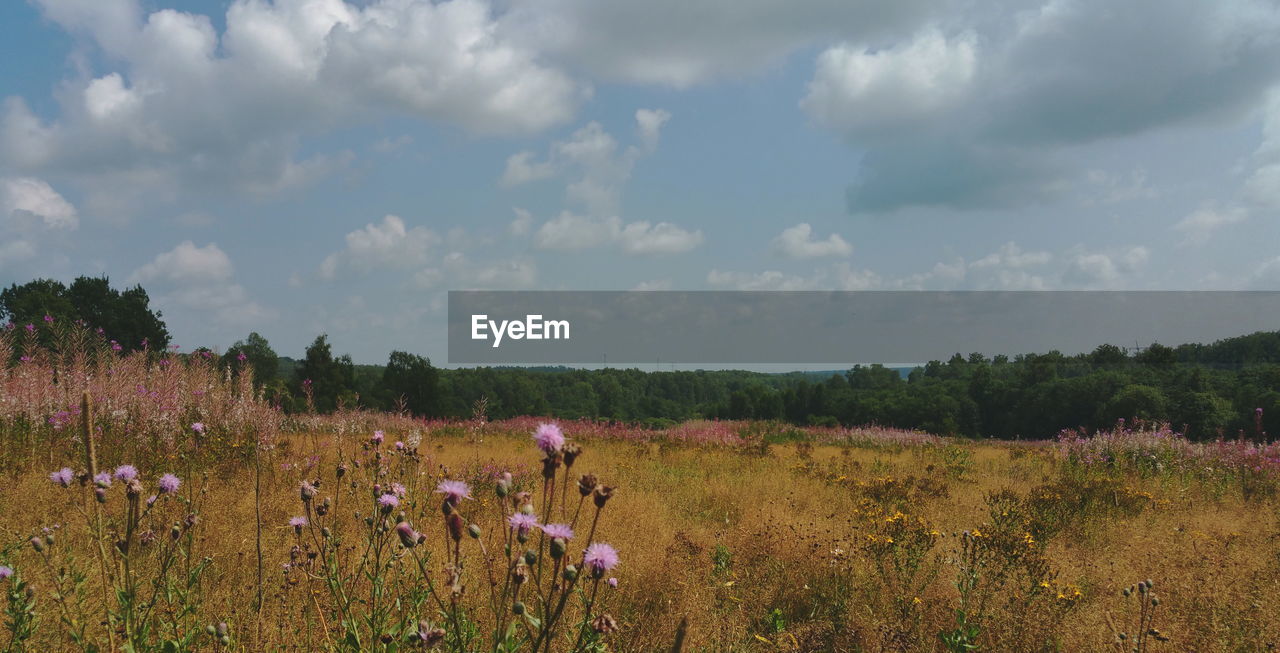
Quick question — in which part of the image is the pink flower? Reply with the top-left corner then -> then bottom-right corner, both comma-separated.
533,423 -> 565,454
583,542 -> 619,576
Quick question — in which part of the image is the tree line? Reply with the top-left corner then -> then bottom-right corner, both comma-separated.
4,277 -> 1278,439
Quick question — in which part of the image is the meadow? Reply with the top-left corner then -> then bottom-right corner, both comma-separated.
2,324 -> 1280,651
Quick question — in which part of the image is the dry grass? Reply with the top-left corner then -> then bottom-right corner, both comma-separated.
2,426 -> 1279,652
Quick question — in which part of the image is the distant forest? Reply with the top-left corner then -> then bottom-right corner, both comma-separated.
264,330 -> 1280,441
3,277 -> 1278,440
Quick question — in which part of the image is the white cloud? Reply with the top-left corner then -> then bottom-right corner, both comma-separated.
1173,205 -> 1248,244
969,242 -> 1052,270
416,251 -> 537,289
6,0 -> 586,211
635,108 -> 671,151
618,221 -> 703,254
498,0 -> 935,87
532,212 -> 702,255
1,177 -> 78,230
772,223 -> 852,259
534,212 -> 622,250
707,269 -> 814,291
319,215 -> 439,279
131,241 -> 272,326
132,240 -> 233,283
802,29 -> 977,133
508,207 -> 534,236
500,111 -> 670,216
632,279 -> 672,291
1062,246 -> 1150,288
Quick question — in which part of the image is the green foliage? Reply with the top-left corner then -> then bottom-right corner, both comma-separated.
0,276 -> 169,352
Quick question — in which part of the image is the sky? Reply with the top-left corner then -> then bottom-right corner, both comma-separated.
2,0 -> 1280,364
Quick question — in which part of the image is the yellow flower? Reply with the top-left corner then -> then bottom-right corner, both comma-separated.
912,596 -> 922,605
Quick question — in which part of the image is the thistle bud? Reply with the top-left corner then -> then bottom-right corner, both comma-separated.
171,524 -> 182,541
563,444 -> 582,468
95,487 -> 107,503
593,485 -> 615,508
524,549 -> 538,565
468,524 -> 482,539
447,513 -> 464,542
321,527 -> 332,539
126,479 -> 143,498
562,564 -> 577,581
216,622 -> 228,637
30,536 -> 44,553
578,474 -> 598,497
512,562 -> 528,585
336,463 -> 347,478
512,600 -> 526,615
396,522 -> 418,549
550,537 -> 567,559
300,481 -> 317,504
591,613 -> 618,634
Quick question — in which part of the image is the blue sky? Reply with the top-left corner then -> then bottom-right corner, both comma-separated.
2,0 -> 1279,363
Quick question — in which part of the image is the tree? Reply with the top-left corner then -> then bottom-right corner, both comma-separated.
295,335 -> 355,413
225,332 -> 279,387
0,276 -> 169,351
381,351 -> 439,417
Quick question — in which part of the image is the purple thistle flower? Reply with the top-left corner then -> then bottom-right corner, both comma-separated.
94,472 -> 112,488
608,577 -> 618,588
378,493 -> 400,509
289,516 -> 308,528
371,430 -> 385,445
507,512 -> 539,537
533,423 -> 565,454
191,422 -> 206,434
49,467 -> 74,487
0,566 -> 11,580
395,441 -> 405,451
391,483 -> 407,497
158,473 -> 181,494
435,480 -> 472,503
583,542 -> 619,576
113,465 -> 138,482
540,523 -> 574,540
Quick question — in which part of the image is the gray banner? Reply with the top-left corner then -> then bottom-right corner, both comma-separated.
447,291 -> 1280,365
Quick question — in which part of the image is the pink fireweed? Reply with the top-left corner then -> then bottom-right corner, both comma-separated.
533,422 -> 565,454
583,542 -> 619,577
49,467 -> 74,487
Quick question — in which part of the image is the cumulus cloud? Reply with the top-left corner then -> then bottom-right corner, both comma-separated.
802,0 -> 1280,213
532,212 -> 702,254
772,223 -> 852,259
4,0 -> 586,212
802,29 -> 976,133
1173,205 -> 1248,245
1062,246 -> 1150,288
1,177 -> 78,230
508,207 -> 534,236
501,110 -> 670,216
319,215 -> 439,279
413,251 -> 537,289
131,241 -> 272,325
498,0 -> 936,87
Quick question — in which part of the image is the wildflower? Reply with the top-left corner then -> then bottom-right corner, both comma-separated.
583,542 -> 619,577
608,577 -> 618,588
578,474 -> 598,496
299,481 -> 317,503
49,467 -> 75,487
391,482 -> 407,497
394,440 -> 405,451
113,465 -> 139,482
541,523 -> 574,540
533,423 -> 565,454
371,430 -> 385,445
94,472 -> 112,488
508,512 -> 539,539
158,473 -> 181,494
0,566 -> 11,580
30,537 -> 44,553
435,480 -> 472,506
43,314 -> 53,323
289,516 -> 307,535
378,493 -> 400,511
395,522 -> 419,548
237,352 -> 247,362
414,621 -> 445,646
191,422 -> 206,434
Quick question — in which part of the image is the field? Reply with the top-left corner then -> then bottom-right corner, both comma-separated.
2,331 -> 1280,651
